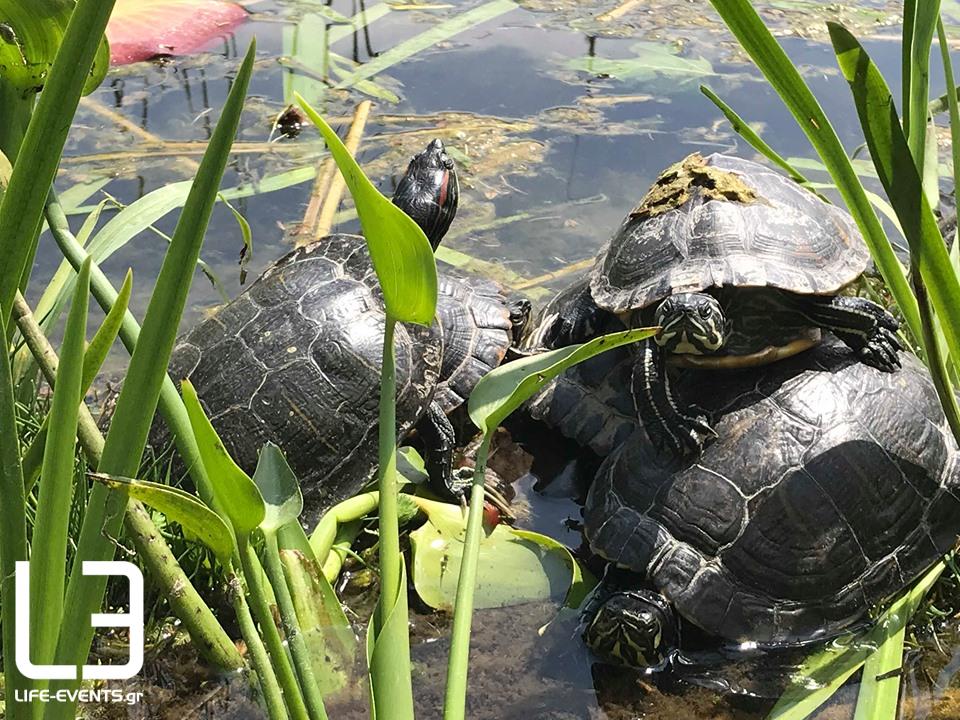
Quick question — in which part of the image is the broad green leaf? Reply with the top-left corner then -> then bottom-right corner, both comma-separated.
296,94 -> 438,325
409,498 -> 588,610
769,560 -> 945,720
252,442 -> 303,532
0,0 -> 116,321
367,563 -> 415,720
280,547 -> 358,695
830,25 -> 960,389
0,1 -> 108,94
469,327 -> 659,433
568,41 -> 714,86
88,472 -> 235,564
705,0 -> 920,340
29,257 -> 90,680
181,379 -> 266,536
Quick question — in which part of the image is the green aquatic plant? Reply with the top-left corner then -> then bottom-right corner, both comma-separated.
702,2 -> 960,718
296,93 -> 438,720
441,327 -> 659,720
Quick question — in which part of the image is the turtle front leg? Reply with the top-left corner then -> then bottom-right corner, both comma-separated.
797,295 -> 903,372
417,402 -> 470,500
631,338 -> 715,456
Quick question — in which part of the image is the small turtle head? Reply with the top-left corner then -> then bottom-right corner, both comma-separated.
654,292 -> 726,355
584,590 -> 674,669
392,138 -> 460,249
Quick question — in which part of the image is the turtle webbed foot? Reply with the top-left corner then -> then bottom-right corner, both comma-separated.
801,295 -> 903,373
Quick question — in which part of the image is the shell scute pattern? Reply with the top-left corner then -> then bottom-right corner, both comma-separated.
590,153 -> 871,313
586,343 -> 960,644
166,235 -> 443,518
433,275 -> 512,414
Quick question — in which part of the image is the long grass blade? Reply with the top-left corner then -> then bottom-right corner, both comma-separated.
705,0 -> 921,340
0,313 -> 30,718
699,85 -> 813,185
28,258 -> 90,688
829,24 -> 960,414
907,0 -> 941,173
43,41 -> 256,718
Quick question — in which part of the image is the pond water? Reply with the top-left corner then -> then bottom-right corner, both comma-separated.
52,1 -> 960,718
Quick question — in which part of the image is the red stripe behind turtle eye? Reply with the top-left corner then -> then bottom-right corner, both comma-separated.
438,169 -> 449,209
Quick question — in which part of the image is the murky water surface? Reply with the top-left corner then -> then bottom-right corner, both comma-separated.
58,1 -> 960,717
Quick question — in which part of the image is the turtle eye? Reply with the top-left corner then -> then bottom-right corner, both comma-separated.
698,305 -> 711,318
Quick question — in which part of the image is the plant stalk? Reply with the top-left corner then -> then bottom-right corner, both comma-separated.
377,317 -> 402,609
239,536 -> 311,720
264,532 -> 330,720
442,432 -> 493,720
0,309 -> 31,720
231,570 -> 290,720
11,289 -> 243,672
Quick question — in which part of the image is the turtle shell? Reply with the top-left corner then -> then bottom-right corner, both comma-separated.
585,341 -> 960,645
433,274 -> 513,415
590,153 -> 870,313
167,234 -> 443,518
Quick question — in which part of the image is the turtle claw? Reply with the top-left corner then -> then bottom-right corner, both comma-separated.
853,325 -> 903,373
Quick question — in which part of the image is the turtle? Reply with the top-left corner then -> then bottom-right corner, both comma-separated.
164,139 -> 527,520
578,338 -> 960,668
527,152 -> 903,457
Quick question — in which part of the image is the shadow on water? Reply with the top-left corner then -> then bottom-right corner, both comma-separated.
62,0 -> 960,717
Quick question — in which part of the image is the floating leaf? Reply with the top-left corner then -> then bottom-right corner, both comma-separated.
567,41 -> 714,85
106,0 -> 248,65
409,498 -> 587,610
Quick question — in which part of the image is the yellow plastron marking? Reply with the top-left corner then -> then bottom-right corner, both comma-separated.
667,329 -> 821,370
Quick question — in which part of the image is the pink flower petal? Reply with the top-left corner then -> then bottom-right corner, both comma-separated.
106,0 -> 249,65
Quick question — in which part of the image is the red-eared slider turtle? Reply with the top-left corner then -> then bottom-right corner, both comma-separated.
166,140 -> 527,518
528,153 -> 902,456
580,340 -> 960,668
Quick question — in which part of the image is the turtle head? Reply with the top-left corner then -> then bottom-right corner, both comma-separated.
392,138 -> 460,250
654,292 -> 726,355
584,590 -> 674,669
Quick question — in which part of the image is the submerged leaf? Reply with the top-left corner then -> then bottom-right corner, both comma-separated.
568,41 -> 713,85
106,0 -> 248,65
